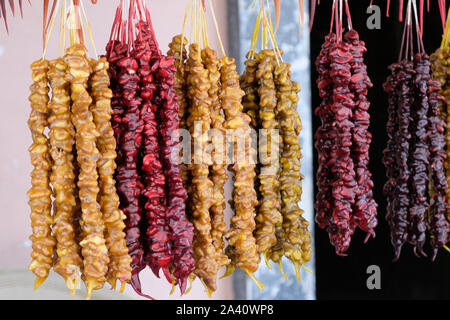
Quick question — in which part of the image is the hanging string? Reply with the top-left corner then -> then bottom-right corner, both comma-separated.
42,0 -> 61,59
411,0 -> 424,55
403,0 -> 411,61
59,0 -> 65,56
441,7 -> 450,48
80,0 -> 97,57
180,0 -> 191,62
329,0 -> 336,35
344,0 -> 352,31
398,1 -> 408,62
208,0 -> 226,57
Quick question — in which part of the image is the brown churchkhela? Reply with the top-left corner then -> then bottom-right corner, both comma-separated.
167,30 -> 264,292
240,48 -> 312,276
28,46 -> 133,299
65,44 -> 109,298
89,57 -> 132,290
202,47 -> 230,270
28,59 -> 56,289
274,60 -> 312,275
254,49 -> 282,259
167,35 -> 190,190
186,43 -> 219,292
220,55 -> 261,281
47,58 -> 82,294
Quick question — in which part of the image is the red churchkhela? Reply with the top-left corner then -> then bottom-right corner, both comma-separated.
105,0 -> 194,298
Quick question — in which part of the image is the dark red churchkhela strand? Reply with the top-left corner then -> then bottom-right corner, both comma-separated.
408,53 -> 430,257
383,11 -> 449,260
344,30 -> 377,241
156,55 -> 194,294
142,16 -> 194,294
140,4 -> 194,292
105,0 -> 193,297
315,4 -> 378,255
382,61 -> 403,258
328,37 -> 357,256
427,78 -> 449,261
133,22 -> 173,284
315,33 -> 336,231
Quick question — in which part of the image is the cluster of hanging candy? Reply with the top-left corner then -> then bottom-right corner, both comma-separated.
104,0 -> 194,298
241,0 -> 312,280
168,0 -> 264,295
430,8 -> 450,248
165,0 -> 314,295
314,0 -> 378,256
28,0 -> 132,300
383,0 -> 449,261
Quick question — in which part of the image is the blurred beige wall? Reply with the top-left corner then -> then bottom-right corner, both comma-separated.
0,0 -> 232,300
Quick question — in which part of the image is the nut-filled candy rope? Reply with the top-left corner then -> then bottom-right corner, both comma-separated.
167,35 -> 190,190
254,49 -> 282,260
186,43 -> 218,294
133,25 -> 173,285
431,10 -> 450,228
344,30 -> 378,241
220,56 -> 264,291
65,44 -> 110,299
28,59 -> 56,290
156,53 -> 195,295
88,57 -> 132,291
202,47 -> 230,271
47,58 -> 83,295
273,60 -> 312,280
408,53 -> 430,257
427,76 -> 449,260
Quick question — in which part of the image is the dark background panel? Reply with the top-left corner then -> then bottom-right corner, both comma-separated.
311,1 -> 450,299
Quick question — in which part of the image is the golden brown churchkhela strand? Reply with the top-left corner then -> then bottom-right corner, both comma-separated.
241,53 -> 260,129
64,44 -> 109,299
28,59 -> 56,289
254,50 -> 282,261
47,58 -> 82,294
220,56 -> 262,289
168,35 -> 190,190
202,47 -> 230,270
89,57 -> 132,291
274,61 -> 312,278
186,43 -> 219,292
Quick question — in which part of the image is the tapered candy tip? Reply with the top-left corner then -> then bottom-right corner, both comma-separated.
199,278 -> 212,298
162,267 -> 172,284
294,263 -> 301,283
65,277 -> 79,298
303,265 -> 313,274
220,265 -> 235,279
263,252 -> 272,269
431,248 -> 438,262
179,277 -> 187,295
364,231 -> 375,243
119,281 -> 126,293
184,277 -> 194,295
33,277 -> 46,291
278,262 -> 288,280
85,283 -> 94,300
108,278 -> 117,291
245,270 -> 265,292
169,278 -> 176,295
392,245 -> 403,262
